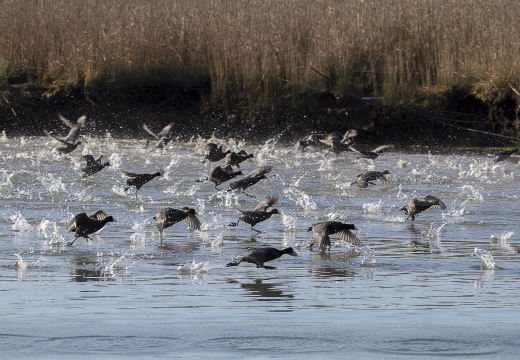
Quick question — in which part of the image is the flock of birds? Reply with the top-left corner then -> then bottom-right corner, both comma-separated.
43,114 -> 519,269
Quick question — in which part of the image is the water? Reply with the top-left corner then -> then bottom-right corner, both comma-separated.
1,136 -> 520,359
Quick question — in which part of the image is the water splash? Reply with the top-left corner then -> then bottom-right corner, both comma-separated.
38,173 -> 67,194
358,245 -> 377,265
177,260 -> 211,274
490,231 -> 514,250
317,156 -> 335,171
473,247 -> 495,269
37,220 -> 66,244
363,200 -> 382,214
211,190 -> 240,208
0,169 -> 14,188
0,130 -> 7,142
104,133 -> 119,151
281,213 -> 296,231
108,153 -> 123,170
443,202 -> 466,218
421,222 -> 448,239
458,185 -> 484,202
284,187 -> 317,211
255,137 -> 278,165
97,252 -> 138,279
10,212 -> 33,232
14,253 -> 28,270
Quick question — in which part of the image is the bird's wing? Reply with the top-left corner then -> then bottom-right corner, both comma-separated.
253,195 -> 279,211
76,115 -> 88,128
246,166 -> 273,178
89,210 -> 110,220
336,229 -> 362,246
58,114 -> 75,128
424,195 -> 447,209
64,126 -> 81,143
45,131 -> 69,145
158,123 -> 174,138
372,145 -> 394,154
343,129 -> 358,140
68,212 -> 89,231
154,209 -> 168,232
348,145 -> 364,155
142,123 -> 159,139
379,175 -> 391,186
82,155 -> 97,167
119,170 -> 138,179
313,230 -> 331,250
184,214 -> 202,230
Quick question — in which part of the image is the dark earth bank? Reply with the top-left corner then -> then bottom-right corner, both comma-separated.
1,85 -> 519,147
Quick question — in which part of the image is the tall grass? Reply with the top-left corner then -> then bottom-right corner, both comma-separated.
1,0 -> 519,113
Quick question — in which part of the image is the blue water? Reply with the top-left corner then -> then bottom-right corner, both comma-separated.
1,133 -> 519,359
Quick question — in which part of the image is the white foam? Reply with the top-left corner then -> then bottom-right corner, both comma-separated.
363,200 -> 382,214
37,219 -> 66,244
10,212 -> 33,232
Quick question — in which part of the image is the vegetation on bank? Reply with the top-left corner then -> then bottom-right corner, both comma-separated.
0,0 -> 519,142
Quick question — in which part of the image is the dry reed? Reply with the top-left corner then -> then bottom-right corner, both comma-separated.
1,0 -> 519,112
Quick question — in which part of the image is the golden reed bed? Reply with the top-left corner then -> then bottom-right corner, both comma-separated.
1,0 -> 519,111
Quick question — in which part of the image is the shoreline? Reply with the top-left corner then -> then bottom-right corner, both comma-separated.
1,86 -> 519,147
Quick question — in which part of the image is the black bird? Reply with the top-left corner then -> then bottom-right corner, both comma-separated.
81,155 -> 110,177
353,170 -> 391,188
227,166 -> 272,197
203,143 -> 231,163
226,247 -> 297,269
197,165 -> 243,189
142,122 -> 174,148
154,207 -> 202,237
45,114 -> 88,154
494,147 -> 518,163
401,195 -> 447,221
348,144 -> 394,159
224,150 -> 254,167
307,221 -> 361,251
119,169 -> 163,200
229,195 -> 279,232
67,210 -> 116,245
294,133 -> 326,152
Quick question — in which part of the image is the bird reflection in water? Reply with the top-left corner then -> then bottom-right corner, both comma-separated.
230,279 -> 294,300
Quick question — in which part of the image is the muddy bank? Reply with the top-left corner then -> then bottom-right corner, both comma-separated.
1,85 -> 518,147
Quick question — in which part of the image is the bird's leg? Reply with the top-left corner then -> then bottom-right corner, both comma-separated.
251,227 -> 262,233
263,265 -> 276,269
229,220 -> 240,227
226,259 -> 242,267
243,192 -> 256,198
67,236 -> 79,246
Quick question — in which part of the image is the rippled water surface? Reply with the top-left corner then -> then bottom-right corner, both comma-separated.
1,134 -> 519,359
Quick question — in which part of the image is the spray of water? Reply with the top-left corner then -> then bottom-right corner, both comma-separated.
281,212 -> 296,231
37,219 -> 66,244
358,245 -> 377,265
10,212 -> 33,232
284,187 -> 317,211
177,260 -> 212,274
473,247 -> 496,269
